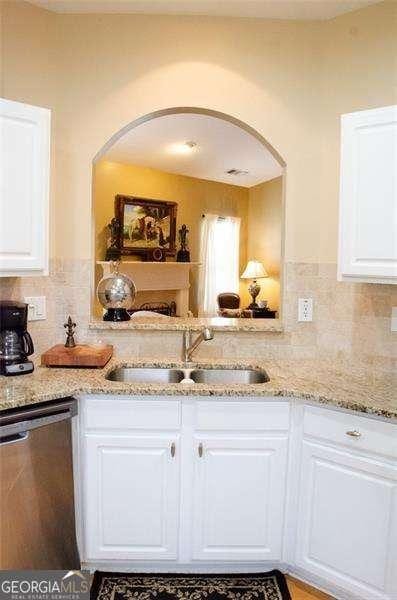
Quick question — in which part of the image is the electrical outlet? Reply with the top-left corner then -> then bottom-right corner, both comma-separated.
24,296 -> 46,321
391,307 -> 397,332
298,298 -> 313,322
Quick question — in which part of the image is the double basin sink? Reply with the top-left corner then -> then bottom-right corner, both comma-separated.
106,366 -> 269,385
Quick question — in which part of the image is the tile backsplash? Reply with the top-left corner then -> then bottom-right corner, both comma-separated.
1,259 -> 395,373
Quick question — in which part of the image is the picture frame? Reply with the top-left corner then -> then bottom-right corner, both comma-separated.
115,195 -> 177,257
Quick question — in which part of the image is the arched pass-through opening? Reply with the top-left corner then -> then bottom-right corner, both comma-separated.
92,107 -> 286,169
91,107 -> 286,330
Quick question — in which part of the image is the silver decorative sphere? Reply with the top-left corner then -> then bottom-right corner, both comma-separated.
97,270 -> 136,310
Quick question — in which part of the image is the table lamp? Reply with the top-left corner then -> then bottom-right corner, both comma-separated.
241,260 -> 268,308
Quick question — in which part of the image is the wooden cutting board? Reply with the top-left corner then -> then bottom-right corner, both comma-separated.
41,344 -> 113,368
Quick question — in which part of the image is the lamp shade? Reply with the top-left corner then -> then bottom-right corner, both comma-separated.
241,260 -> 268,279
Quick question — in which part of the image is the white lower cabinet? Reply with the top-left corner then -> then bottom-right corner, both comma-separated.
84,434 -> 180,561
191,436 -> 288,561
82,396 -> 289,567
295,439 -> 397,600
80,396 -> 397,600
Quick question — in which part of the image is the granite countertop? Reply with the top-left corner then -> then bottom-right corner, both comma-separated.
89,317 -> 284,332
1,358 -> 396,420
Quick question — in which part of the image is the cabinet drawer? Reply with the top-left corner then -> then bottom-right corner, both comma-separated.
303,405 -> 397,458
84,396 -> 181,430
194,400 -> 290,431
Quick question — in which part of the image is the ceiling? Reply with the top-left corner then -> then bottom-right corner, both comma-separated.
28,0 -> 379,20
101,113 -> 283,187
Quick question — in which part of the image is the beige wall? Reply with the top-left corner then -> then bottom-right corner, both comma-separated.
3,1 -> 395,265
320,2 -> 397,253
1,1 -> 396,372
93,160 -> 250,313
248,177 -> 282,311
0,0 -> 59,255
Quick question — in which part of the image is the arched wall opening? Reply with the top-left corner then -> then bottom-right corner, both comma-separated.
91,107 -> 286,329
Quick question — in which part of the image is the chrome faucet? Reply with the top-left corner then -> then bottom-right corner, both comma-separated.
182,327 -> 214,363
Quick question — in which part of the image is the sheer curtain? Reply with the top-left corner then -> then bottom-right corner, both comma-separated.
198,214 -> 241,317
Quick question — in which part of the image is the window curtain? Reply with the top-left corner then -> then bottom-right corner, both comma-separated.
198,214 -> 219,317
198,214 -> 241,317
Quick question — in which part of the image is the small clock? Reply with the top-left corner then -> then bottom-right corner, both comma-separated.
145,247 -> 166,262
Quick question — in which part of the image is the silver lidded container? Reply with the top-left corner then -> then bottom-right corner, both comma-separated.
97,261 -> 136,321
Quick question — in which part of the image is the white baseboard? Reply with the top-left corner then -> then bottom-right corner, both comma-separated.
83,561 -> 285,575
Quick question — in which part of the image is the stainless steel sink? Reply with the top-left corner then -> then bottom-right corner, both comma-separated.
106,366 -> 269,385
106,367 -> 184,383
189,368 -> 269,384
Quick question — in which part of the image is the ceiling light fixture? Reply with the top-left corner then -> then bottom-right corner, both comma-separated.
168,141 -> 198,155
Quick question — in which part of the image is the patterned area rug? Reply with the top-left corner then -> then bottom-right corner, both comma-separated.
90,571 -> 292,600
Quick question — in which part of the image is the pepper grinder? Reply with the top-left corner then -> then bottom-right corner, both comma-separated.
64,316 -> 77,348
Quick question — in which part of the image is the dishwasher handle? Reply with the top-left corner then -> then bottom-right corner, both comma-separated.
0,398 -> 77,439
0,432 -> 30,446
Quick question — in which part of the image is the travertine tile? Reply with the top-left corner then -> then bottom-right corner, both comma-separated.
1,260 -> 395,375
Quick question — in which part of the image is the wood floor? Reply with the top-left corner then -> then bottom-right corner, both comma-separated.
286,575 -> 334,599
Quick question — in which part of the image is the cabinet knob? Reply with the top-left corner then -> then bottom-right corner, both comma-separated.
198,442 -> 203,458
170,442 -> 176,458
346,429 -> 362,438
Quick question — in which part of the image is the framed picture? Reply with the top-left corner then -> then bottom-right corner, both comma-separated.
115,195 -> 177,257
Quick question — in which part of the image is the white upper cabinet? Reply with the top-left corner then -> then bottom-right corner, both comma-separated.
0,98 -> 50,277
338,105 -> 397,283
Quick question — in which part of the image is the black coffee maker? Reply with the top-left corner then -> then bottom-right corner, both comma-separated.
0,301 -> 34,376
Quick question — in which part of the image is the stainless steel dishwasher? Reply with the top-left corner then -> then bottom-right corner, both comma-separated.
0,398 -> 80,569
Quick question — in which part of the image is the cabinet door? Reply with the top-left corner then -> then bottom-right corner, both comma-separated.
84,434 -> 180,561
192,436 -> 288,561
295,441 -> 397,600
338,105 -> 397,283
0,98 -> 50,276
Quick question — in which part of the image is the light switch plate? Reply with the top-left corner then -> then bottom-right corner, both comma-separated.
391,307 -> 397,332
298,298 -> 313,322
24,296 -> 46,321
